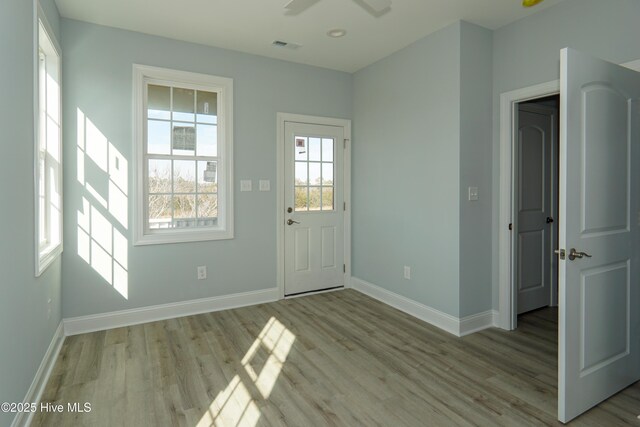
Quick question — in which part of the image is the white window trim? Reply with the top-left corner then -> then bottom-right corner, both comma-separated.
133,64 -> 234,245
35,4 -> 63,276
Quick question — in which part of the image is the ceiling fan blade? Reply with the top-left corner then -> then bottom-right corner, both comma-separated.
359,0 -> 391,13
284,0 -> 321,15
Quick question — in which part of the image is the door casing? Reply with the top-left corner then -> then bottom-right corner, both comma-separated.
499,81 -> 560,330
497,59 -> 640,331
515,102 -> 558,315
276,113 -> 352,299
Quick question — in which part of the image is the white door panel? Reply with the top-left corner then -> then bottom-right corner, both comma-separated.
284,122 -> 345,296
517,104 -> 556,314
558,48 -> 640,423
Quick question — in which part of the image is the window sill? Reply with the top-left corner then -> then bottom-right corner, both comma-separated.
134,228 -> 233,246
36,243 -> 63,277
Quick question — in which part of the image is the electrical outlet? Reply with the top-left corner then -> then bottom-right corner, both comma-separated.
197,266 -> 207,280
468,186 -> 479,201
404,266 -> 411,280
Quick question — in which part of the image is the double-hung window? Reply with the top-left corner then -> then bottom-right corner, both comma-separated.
36,11 -> 63,275
133,65 -> 233,245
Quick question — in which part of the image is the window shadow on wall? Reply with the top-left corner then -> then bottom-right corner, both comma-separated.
75,108 -> 128,299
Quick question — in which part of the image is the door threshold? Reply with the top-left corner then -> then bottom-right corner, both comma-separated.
285,286 -> 344,299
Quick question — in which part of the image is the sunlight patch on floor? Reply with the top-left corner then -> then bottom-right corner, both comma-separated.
242,316 -> 296,399
197,317 -> 296,427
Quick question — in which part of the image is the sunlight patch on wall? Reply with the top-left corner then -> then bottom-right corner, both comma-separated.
197,317 -> 296,427
76,108 -> 129,299
77,197 -> 129,299
77,109 -> 128,229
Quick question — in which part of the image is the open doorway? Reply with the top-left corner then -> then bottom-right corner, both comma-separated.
513,95 -> 560,324
498,80 -> 560,331
497,54 -> 640,422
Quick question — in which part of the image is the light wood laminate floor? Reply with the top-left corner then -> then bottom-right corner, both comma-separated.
33,289 -> 640,426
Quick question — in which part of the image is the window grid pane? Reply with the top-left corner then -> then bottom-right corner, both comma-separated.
37,20 -> 63,270
38,51 -> 48,245
295,186 -> 308,211
293,136 -> 335,212
145,82 -> 220,229
148,85 -> 170,120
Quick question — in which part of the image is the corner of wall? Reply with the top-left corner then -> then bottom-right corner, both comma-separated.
0,1 -> 64,426
352,20 -> 465,318
38,0 -> 61,42
458,20 -> 494,318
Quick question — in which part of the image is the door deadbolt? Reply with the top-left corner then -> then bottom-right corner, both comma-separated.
287,207 -> 293,213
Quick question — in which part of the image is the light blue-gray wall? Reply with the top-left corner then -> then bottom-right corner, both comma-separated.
0,1 -> 62,426
352,23 -> 462,316
352,20 -> 495,319
5,8 -> 640,416
39,0 -> 61,41
459,22 -> 493,317
490,0 -> 640,308
61,19 -> 352,318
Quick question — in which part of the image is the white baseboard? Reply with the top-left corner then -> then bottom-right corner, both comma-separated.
351,277 -> 496,337
345,275 -> 352,288
11,322 -> 64,427
459,309 -> 499,336
10,281 -> 496,427
351,277 -> 461,336
63,288 -> 280,336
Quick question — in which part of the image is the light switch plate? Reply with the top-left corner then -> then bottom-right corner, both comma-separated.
468,186 -> 479,201
240,180 -> 252,192
259,180 -> 270,191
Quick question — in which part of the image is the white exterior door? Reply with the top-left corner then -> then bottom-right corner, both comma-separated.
284,122 -> 345,296
516,103 -> 557,314
558,48 -> 640,422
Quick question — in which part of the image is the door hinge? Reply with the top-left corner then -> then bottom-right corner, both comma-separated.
343,264 -> 346,273
343,202 -> 346,211
508,223 -> 513,231
344,139 -> 349,149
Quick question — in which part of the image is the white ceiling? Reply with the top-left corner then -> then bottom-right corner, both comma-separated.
54,0 -> 565,73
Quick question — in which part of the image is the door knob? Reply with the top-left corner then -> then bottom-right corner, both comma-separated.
546,217 -> 554,223
287,219 -> 300,225
568,248 -> 592,261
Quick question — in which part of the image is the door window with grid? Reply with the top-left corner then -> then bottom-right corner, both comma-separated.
294,137 -> 334,212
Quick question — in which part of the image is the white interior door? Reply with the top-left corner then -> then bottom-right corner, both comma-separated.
558,47 -> 640,422
284,122 -> 345,296
516,103 -> 557,314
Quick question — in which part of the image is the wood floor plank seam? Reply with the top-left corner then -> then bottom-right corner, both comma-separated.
33,290 -> 639,426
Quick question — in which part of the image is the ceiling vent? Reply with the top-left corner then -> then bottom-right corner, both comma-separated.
272,40 -> 301,50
